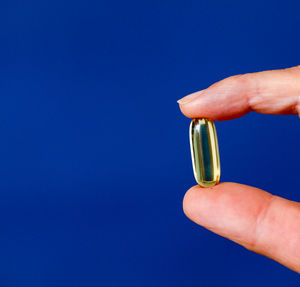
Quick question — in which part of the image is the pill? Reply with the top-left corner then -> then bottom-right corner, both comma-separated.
189,118 -> 220,187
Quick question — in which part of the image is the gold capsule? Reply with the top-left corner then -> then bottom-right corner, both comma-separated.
189,119 -> 220,187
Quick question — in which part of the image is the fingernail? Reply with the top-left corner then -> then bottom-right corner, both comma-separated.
177,90 -> 204,105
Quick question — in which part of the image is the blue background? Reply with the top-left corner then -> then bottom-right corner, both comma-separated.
0,0 -> 299,285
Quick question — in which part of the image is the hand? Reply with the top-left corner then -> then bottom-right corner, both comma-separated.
177,66 -> 300,273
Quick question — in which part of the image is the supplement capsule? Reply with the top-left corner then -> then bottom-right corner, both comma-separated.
189,118 -> 220,187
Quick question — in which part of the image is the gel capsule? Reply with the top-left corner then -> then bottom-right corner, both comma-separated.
189,118 -> 220,187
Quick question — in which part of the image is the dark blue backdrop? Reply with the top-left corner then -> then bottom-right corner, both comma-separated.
0,0 -> 299,286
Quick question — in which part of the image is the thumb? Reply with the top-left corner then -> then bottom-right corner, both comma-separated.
183,183 -> 300,273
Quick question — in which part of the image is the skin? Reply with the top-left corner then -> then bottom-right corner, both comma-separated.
177,65 -> 300,273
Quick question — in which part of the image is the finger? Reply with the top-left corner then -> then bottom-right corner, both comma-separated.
178,66 -> 300,120
183,183 -> 300,273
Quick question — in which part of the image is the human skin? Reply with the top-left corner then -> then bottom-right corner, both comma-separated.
177,65 -> 300,273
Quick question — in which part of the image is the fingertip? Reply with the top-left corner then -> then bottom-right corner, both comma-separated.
182,183 -> 235,224
177,92 -> 206,119
178,97 -> 218,120
178,76 -> 251,120
182,182 -> 274,237
177,90 -> 204,105
182,185 -> 201,219
177,102 -> 193,119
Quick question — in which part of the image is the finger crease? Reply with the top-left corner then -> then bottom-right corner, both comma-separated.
297,95 -> 300,117
249,195 -> 276,251
245,75 -> 260,113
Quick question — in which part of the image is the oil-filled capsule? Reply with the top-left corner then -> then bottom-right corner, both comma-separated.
189,118 -> 220,187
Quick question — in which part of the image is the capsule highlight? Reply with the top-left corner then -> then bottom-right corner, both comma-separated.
189,119 -> 220,187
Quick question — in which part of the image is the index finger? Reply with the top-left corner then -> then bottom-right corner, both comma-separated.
178,66 -> 300,120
